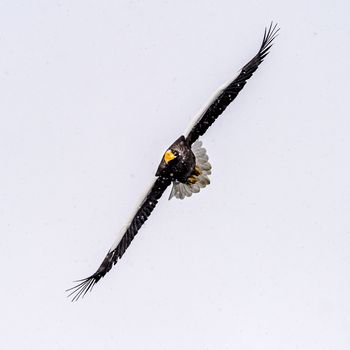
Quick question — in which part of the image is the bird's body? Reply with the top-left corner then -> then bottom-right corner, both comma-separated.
156,135 -> 196,182
68,23 -> 279,301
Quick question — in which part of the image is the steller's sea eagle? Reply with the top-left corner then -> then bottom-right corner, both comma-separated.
67,23 -> 279,301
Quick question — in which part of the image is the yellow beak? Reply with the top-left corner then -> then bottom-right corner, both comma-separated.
164,150 -> 176,163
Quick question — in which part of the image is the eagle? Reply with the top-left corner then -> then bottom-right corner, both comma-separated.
67,23 -> 279,301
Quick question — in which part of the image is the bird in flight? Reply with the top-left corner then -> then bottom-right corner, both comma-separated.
67,23 -> 279,301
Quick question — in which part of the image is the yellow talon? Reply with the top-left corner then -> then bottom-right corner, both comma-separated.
194,165 -> 201,175
187,176 -> 197,184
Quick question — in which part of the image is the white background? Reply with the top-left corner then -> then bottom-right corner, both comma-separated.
1,1 -> 349,349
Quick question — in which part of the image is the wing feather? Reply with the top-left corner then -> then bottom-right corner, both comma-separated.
67,175 -> 172,301
186,22 -> 279,145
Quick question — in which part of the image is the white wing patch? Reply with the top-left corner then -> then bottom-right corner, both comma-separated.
169,140 -> 211,200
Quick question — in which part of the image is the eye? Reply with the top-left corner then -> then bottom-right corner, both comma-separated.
173,150 -> 179,157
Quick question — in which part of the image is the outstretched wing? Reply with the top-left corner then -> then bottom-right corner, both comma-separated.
185,23 -> 279,145
67,175 -> 172,301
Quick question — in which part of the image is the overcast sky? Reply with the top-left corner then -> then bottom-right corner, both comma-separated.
1,1 -> 350,349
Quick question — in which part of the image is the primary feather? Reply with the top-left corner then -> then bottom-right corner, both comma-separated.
186,22 -> 279,145
67,176 -> 171,301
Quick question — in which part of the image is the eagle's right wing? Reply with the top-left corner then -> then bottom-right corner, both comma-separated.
67,175 -> 172,301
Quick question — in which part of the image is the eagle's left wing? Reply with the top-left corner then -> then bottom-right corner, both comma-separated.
185,23 -> 279,145
67,175 -> 172,301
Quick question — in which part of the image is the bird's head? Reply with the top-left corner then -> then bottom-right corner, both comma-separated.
156,148 -> 179,176
155,136 -> 187,177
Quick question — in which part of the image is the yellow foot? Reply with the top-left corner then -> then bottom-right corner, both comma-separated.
194,165 -> 202,176
187,176 -> 197,185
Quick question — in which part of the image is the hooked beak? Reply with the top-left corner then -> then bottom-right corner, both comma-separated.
164,150 -> 176,164
156,150 -> 176,176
